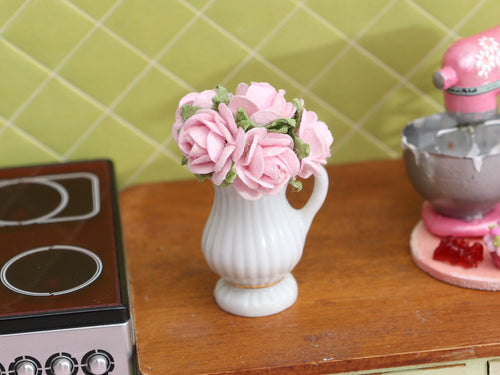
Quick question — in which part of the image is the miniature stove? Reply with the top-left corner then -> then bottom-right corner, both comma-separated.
0,160 -> 137,375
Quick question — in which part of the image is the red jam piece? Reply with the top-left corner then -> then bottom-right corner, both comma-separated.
433,236 -> 483,268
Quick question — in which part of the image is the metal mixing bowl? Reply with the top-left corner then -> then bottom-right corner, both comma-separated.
402,112 -> 500,220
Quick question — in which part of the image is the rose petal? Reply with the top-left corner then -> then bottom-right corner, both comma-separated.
232,128 -> 246,162
233,177 -> 262,200
228,96 -> 259,117
188,126 -> 210,148
206,131 -> 223,162
248,146 -> 265,177
250,110 -> 282,125
212,159 -> 232,185
214,145 -> 235,173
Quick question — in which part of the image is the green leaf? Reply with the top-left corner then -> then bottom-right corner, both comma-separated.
494,235 -> 500,248
212,85 -> 230,108
181,156 -> 188,166
181,105 -> 201,121
195,173 -> 212,183
266,118 -> 296,133
289,178 -> 303,191
293,98 -> 303,126
235,108 -> 254,131
218,164 -> 237,187
293,136 -> 310,159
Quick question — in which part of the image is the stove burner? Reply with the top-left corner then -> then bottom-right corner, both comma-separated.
0,178 -> 69,226
0,245 -> 103,297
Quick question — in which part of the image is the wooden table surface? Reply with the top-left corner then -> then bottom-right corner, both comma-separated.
120,159 -> 500,375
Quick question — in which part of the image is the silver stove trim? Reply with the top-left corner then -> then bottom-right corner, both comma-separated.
0,320 -> 137,374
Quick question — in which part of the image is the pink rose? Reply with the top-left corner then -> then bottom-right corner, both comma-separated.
172,89 -> 216,142
234,127 -> 300,200
491,225 -> 500,237
228,82 -> 296,126
178,104 -> 245,185
296,109 -> 333,178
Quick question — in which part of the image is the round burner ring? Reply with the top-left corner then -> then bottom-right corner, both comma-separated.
0,177 -> 69,226
0,245 -> 103,297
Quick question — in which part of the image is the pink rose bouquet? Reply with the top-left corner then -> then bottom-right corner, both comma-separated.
173,82 -> 333,200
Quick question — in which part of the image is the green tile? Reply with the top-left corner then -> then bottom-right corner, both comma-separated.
68,0 -> 117,19
159,17 -> 247,90
311,48 -> 398,122
166,136 -> 185,161
332,131 -> 392,164
305,0 -> 392,38
298,94 -> 352,144
3,0 -> 94,69
183,0 -> 213,10
114,67 -> 188,142
357,0 -> 447,76
414,0 -> 491,29
205,0 -> 295,48
15,79 -> 104,154
362,86 -> 439,152
128,152 -> 194,187
67,116 -> 157,188
222,57 -> 301,98
0,40 -> 49,118
457,1 -> 500,37
0,124 -> 59,168
0,1 -> 24,30
408,45 -> 450,108
259,8 -> 348,86
59,28 -> 148,106
105,0 -> 194,57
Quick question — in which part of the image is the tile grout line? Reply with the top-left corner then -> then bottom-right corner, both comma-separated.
62,0 -> 195,93
171,0 -> 375,138
182,2 -> 359,129
0,0 -> 32,35
300,1 -> 443,110
0,0 -> 195,163
122,137 -> 180,188
0,114 -> 63,160
305,0 -> 399,91
7,0 -> 126,126
220,0 -> 306,87
332,0 -> 490,157
62,0 -> 214,161
123,0 -> 221,187
0,0 -> 489,178
405,0 -> 459,39
0,0 -> 125,157
300,0 -> 411,157
0,36 -> 172,159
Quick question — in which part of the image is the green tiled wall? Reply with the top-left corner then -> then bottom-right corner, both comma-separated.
0,0 -> 498,188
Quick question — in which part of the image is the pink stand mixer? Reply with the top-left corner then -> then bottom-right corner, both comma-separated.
402,25 -> 500,290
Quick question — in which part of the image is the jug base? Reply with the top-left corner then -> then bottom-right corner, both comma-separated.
213,273 -> 298,317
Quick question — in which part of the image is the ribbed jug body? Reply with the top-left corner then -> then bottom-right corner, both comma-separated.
202,185 -> 304,288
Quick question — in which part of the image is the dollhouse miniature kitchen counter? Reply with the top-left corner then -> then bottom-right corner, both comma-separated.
120,159 -> 500,375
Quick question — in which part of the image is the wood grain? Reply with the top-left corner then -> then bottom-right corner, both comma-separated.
120,159 -> 500,375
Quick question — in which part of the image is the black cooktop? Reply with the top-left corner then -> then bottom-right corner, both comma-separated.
0,160 -> 129,334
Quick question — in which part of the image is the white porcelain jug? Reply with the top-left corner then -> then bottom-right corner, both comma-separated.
202,166 -> 329,317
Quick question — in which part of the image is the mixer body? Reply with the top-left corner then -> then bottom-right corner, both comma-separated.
433,24 -> 500,123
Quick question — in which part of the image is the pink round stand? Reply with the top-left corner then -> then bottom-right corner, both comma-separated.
410,220 -> 500,291
422,202 -> 500,237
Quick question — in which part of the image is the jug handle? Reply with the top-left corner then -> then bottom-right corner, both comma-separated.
298,166 -> 329,230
